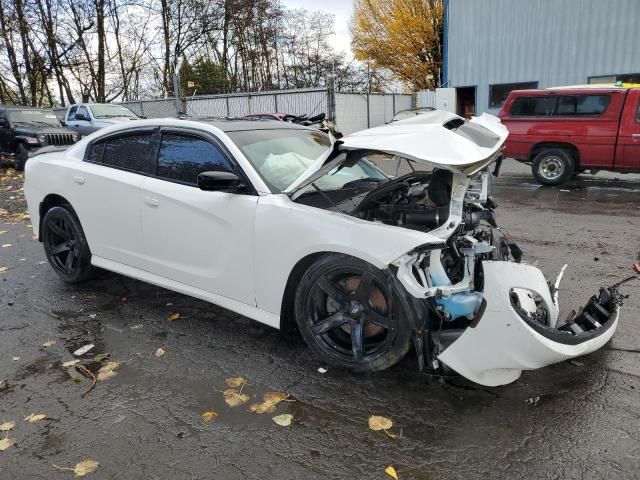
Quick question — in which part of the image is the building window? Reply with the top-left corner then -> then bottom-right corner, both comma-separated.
489,81 -> 538,109
589,73 -> 640,85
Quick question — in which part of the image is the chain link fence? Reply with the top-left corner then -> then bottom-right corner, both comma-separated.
111,87 -> 416,135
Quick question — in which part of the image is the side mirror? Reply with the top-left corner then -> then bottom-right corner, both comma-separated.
197,171 -> 246,193
138,115 -> 147,119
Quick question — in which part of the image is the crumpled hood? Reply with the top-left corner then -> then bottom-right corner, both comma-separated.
339,111 -> 508,175
284,111 -> 509,193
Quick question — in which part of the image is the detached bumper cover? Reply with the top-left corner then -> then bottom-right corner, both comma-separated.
438,261 -> 619,386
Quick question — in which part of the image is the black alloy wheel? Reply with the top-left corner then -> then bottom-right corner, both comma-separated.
295,255 -> 412,372
14,143 -> 28,171
42,206 -> 94,283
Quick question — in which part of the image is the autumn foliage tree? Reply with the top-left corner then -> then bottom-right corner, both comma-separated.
351,0 -> 444,90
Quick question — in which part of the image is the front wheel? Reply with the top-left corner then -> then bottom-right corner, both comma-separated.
294,254 -> 412,372
42,206 -> 94,283
14,143 -> 28,171
531,149 -> 575,186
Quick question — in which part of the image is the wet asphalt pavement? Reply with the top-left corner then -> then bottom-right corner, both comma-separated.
1,161 -> 639,480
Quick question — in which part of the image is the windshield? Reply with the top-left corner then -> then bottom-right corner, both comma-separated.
89,104 -> 138,119
8,109 -> 60,126
227,128 -> 332,192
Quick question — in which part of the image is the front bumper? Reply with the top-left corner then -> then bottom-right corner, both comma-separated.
437,261 -> 619,386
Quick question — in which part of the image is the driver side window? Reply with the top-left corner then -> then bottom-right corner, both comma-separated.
156,133 -> 236,185
77,106 -> 89,120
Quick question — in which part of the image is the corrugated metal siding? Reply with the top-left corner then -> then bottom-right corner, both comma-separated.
447,0 -> 640,113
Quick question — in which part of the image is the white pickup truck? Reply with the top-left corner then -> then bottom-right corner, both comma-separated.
63,103 -> 141,137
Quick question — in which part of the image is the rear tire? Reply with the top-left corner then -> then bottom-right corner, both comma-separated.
532,149 -> 574,186
42,205 -> 94,283
14,143 -> 28,171
294,254 -> 412,372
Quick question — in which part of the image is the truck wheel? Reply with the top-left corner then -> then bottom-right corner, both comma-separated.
532,149 -> 574,186
14,143 -> 28,171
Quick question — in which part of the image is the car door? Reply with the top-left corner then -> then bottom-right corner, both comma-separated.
615,89 -> 640,169
139,128 -> 258,306
73,106 -> 93,137
71,128 -> 155,270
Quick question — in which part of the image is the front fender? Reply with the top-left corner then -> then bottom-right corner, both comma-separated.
254,194 -> 444,320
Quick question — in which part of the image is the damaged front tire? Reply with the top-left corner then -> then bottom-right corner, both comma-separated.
295,254 -> 412,372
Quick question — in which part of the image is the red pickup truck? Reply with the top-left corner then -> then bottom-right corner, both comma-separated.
498,86 -> 640,185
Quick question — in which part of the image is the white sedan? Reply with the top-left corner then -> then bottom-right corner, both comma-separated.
24,111 -> 628,386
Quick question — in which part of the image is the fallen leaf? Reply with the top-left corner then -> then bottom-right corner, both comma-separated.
155,347 -> 165,358
0,267 -> 7,273
368,415 -> 393,431
0,421 -> 15,431
0,230 -> 7,234
385,465 -> 399,480
317,367 -> 328,374
74,459 -> 99,477
0,437 -> 15,451
93,353 -> 110,362
97,361 -> 121,381
12,356 -> 19,361
201,410 -> 218,423
1,244 -> 11,248
24,413 -> 47,423
272,413 -> 293,426
42,339 -> 56,348
61,359 -> 81,368
223,389 -> 249,407
168,313 -> 180,321
225,376 -> 246,388
249,391 -> 288,414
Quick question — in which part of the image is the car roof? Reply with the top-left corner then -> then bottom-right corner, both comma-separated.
511,87 -> 633,96
0,105 -> 55,111
185,117 -> 309,132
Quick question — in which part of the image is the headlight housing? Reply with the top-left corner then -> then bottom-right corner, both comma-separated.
37,134 -> 47,144
26,136 -> 40,144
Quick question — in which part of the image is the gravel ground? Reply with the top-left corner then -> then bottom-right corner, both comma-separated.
0,161 -> 639,480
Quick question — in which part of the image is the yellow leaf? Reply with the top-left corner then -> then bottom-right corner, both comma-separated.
97,361 -> 121,381
385,465 -> 399,480
249,391 -> 288,414
223,389 -> 249,407
0,437 -> 15,451
74,459 -> 99,477
61,360 -> 81,368
24,413 -> 47,423
155,347 -> 165,358
168,313 -> 180,321
0,421 -> 15,431
368,415 -> 393,431
1,244 -> 11,248
225,376 -> 246,388
0,230 -> 7,234
42,339 -> 56,348
0,267 -> 7,273
272,413 -> 293,427
201,410 -> 218,423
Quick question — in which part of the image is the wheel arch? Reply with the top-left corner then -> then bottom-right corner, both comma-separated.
38,194 -> 73,241
279,250 -> 387,332
529,142 -> 580,169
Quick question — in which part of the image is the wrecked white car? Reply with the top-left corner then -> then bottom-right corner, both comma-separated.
24,111 -> 632,386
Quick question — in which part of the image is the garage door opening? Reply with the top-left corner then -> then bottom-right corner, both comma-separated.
456,86 -> 476,119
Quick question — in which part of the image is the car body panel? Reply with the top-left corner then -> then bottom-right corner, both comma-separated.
437,261 -> 618,386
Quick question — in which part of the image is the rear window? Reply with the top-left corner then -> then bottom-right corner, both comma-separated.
509,94 -> 610,117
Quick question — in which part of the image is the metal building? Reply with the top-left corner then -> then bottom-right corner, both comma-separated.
442,0 -> 640,115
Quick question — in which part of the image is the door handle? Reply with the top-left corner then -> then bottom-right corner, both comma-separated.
73,175 -> 85,185
632,133 -> 640,138
144,196 -> 160,207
